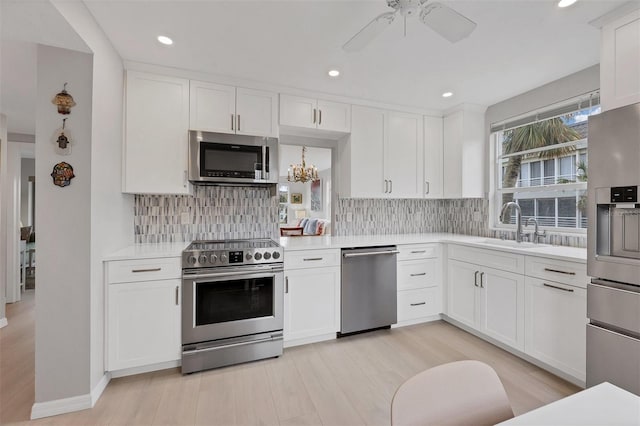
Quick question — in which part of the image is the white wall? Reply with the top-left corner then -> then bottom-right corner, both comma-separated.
0,115 -> 8,325
35,44 -> 93,404
21,157 -> 35,226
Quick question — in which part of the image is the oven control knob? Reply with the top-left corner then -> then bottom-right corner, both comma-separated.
272,251 -> 281,259
188,255 -> 197,265
221,254 -> 228,263
264,252 -> 271,260
245,253 -> 253,261
211,254 -> 218,263
254,252 -> 262,260
198,255 -> 208,265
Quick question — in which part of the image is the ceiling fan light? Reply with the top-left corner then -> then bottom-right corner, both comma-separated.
558,0 -> 577,7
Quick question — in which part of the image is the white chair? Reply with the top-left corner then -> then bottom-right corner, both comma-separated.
391,360 -> 514,426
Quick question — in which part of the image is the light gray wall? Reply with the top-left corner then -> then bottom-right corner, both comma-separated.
0,114 -> 8,323
20,158 -> 34,227
35,44 -> 93,403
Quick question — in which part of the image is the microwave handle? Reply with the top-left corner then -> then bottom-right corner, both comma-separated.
264,146 -> 269,176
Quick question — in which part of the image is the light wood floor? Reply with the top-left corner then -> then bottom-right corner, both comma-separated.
1,293 -> 580,426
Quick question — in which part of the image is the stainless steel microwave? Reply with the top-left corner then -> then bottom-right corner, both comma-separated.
188,131 -> 279,185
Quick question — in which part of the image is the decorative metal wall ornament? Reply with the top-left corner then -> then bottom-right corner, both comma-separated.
50,162 -> 75,187
51,82 -> 76,114
52,118 -> 73,155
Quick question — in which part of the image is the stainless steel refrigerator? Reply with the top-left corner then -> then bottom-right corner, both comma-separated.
586,102 -> 640,395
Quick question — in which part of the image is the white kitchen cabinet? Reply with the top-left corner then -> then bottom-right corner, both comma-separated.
279,94 -> 351,133
106,257 -> 182,372
423,115 -> 444,198
123,71 -> 190,194
190,80 -> 278,137
600,8 -> 640,111
396,244 -> 441,324
283,249 -> 341,346
443,105 -> 485,198
447,257 -> 525,350
344,105 -> 423,198
525,276 -> 587,382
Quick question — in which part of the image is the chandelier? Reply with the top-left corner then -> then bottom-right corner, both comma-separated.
287,146 -> 318,183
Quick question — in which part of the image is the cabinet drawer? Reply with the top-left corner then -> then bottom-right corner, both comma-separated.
448,244 -> 524,274
397,244 -> 438,260
525,256 -> 587,288
398,287 -> 441,321
398,259 -> 438,290
285,249 -> 341,270
107,257 -> 181,284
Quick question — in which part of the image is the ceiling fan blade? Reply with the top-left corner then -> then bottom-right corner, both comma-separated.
419,2 -> 476,43
343,11 -> 397,52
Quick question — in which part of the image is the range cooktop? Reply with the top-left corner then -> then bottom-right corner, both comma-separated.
182,239 -> 283,269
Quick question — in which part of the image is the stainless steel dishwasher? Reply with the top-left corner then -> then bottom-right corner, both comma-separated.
340,246 -> 399,336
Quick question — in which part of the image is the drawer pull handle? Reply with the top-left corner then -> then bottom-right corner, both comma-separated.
544,268 -> 575,276
474,271 -> 479,287
410,272 -> 426,277
285,277 -> 289,294
411,250 -> 427,254
303,257 -> 323,262
410,302 -> 426,306
543,283 -> 574,293
131,268 -> 162,273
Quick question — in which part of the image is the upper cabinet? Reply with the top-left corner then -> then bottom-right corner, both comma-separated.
443,105 -> 485,198
424,116 -> 444,199
600,8 -> 640,111
342,105 -> 423,198
280,94 -> 351,133
190,80 -> 278,137
123,71 -> 190,194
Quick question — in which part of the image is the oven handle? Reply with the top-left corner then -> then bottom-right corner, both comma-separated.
183,268 -> 283,281
183,335 -> 280,354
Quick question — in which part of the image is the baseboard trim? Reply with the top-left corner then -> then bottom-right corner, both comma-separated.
392,314 -> 442,328
0,317 -> 7,329
110,360 -> 180,378
283,332 -> 336,348
30,373 -> 112,419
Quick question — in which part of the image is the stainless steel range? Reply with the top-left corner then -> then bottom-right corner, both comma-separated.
181,239 -> 284,374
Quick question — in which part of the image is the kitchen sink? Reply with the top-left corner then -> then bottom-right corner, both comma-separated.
479,239 -> 548,249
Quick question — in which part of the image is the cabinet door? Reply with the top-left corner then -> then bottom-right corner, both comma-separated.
279,94 -> 316,129
107,280 -> 181,371
317,100 -> 351,132
236,87 -> 278,137
423,115 -> 443,198
525,277 -> 586,381
189,80 -> 236,134
348,105 -> 386,197
386,111 -> 424,198
284,267 -> 340,342
124,71 -> 190,194
478,267 -> 525,350
447,259 -> 478,328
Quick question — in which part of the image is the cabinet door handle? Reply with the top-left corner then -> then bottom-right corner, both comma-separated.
410,302 -> 426,306
183,170 -> 188,188
237,114 -> 241,131
384,179 -> 388,193
175,286 -> 180,305
132,267 -> 161,273
543,283 -> 574,293
389,180 -> 393,193
231,114 -> 235,131
313,108 -> 317,124
285,277 -> 289,294
474,271 -> 479,287
544,267 -> 576,276
410,272 -> 426,277
425,181 -> 430,195
319,109 -> 322,125
303,257 -> 323,262
480,272 -> 485,288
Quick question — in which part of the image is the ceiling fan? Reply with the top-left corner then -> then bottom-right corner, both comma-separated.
343,0 -> 477,52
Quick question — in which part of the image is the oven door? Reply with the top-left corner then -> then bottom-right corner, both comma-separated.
182,265 -> 283,345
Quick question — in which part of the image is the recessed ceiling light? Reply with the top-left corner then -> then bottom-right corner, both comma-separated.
157,35 -> 173,46
558,0 -> 577,8
442,92 -> 453,98
328,69 -> 340,77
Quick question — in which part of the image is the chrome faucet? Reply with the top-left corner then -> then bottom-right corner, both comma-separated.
526,217 -> 546,244
499,202 -> 525,243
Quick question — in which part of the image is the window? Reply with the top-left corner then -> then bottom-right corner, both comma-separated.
492,93 -> 599,232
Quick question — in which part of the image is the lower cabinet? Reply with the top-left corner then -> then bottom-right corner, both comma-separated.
396,244 -> 441,324
284,250 -> 341,346
448,259 -> 525,350
107,279 -> 181,371
525,276 -> 587,381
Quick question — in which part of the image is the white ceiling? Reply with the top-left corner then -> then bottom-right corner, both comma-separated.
0,0 -> 627,136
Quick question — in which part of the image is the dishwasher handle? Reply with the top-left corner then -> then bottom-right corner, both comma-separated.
343,249 -> 399,259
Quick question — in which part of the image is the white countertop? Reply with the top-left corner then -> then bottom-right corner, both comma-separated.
280,233 -> 587,263
498,382 -> 640,425
103,241 -> 189,261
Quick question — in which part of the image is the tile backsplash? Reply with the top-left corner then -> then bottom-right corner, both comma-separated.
134,186 -> 278,243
